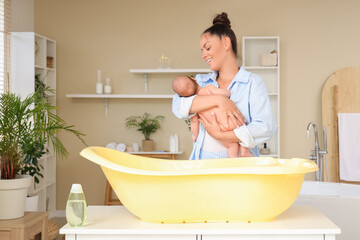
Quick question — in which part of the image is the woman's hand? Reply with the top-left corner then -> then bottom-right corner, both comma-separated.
199,112 -> 241,144
199,113 -> 221,139
216,95 -> 245,128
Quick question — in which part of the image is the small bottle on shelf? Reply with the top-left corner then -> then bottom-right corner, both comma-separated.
96,70 -> 103,94
104,78 -> 112,94
260,143 -> 271,155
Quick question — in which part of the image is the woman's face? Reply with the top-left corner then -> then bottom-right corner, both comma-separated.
200,33 -> 228,71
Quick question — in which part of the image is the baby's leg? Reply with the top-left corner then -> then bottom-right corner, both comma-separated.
240,146 -> 253,157
190,115 -> 200,142
226,143 -> 240,158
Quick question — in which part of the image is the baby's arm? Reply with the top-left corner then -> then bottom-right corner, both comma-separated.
190,115 -> 200,142
203,85 -> 231,98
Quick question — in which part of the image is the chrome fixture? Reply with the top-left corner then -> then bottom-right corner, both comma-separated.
307,122 -> 328,181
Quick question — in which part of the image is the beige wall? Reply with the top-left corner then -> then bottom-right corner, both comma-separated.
34,0 -> 360,210
12,0 -> 34,32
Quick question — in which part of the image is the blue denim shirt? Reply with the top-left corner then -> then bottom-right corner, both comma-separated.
172,67 -> 277,160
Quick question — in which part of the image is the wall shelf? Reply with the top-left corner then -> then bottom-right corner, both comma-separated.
67,68 -> 212,115
129,68 -> 211,73
244,66 -> 279,70
66,94 -> 174,99
66,94 -> 174,116
130,68 -> 211,92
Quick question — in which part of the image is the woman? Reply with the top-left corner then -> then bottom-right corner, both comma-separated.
172,12 -> 277,159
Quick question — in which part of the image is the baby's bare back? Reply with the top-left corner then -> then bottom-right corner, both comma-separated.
198,85 -> 240,131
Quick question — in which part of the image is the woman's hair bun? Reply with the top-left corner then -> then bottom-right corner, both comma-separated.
213,12 -> 231,28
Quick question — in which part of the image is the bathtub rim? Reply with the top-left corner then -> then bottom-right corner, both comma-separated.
80,147 -> 318,176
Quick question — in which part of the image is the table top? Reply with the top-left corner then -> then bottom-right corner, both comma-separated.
60,205 -> 340,235
0,212 -> 47,228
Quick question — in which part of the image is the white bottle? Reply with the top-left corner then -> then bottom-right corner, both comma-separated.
66,184 -> 87,227
96,70 -> 103,94
169,135 -> 175,152
174,134 -> 179,152
132,143 -> 139,152
104,77 -> 112,94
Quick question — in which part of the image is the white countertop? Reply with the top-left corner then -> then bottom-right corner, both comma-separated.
60,205 -> 340,235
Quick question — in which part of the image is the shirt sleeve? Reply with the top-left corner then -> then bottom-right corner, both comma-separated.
245,75 -> 278,145
172,94 -> 196,119
233,125 -> 256,148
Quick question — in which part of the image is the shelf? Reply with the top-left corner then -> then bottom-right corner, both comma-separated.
129,68 -> 211,73
66,94 -> 174,116
242,36 -> 280,40
244,66 -> 279,70
46,181 -> 56,187
130,68 -> 211,92
35,65 -> 45,69
33,186 -> 45,194
66,94 -> 174,99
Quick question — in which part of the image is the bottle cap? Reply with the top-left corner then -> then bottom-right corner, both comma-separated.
70,184 -> 83,193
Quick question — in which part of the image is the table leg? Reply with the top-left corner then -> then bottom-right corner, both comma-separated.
41,214 -> 48,240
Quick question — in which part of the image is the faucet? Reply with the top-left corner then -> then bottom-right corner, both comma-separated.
307,122 -> 328,181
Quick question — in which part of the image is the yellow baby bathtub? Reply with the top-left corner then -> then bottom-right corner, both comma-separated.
80,146 -> 318,223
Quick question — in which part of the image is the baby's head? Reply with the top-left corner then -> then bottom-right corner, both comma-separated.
172,75 -> 198,97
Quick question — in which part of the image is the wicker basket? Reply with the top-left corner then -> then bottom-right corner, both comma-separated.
47,56 -> 54,68
48,220 -> 59,240
260,53 -> 277,66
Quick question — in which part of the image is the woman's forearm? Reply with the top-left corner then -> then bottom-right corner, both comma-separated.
199,113 -> 242,144
213,129 -> 241,144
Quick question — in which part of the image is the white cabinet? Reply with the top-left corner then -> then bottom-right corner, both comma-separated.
242,36 -> 280,158
202,235 -> 324,240
74,236 -> 195,240
60,206 -> 340,240
11,32 -> 57,218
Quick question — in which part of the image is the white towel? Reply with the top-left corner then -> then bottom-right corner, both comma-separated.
338,113 -> 360,181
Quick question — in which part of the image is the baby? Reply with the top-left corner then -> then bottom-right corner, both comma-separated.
172,75 -> 252,158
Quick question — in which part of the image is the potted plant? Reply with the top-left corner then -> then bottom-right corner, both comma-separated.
125,113 -> 164,152
0,85 -> 85,219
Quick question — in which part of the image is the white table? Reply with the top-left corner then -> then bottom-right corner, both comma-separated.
60,205 -> 340,240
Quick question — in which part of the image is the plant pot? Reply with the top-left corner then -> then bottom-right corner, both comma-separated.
0,175 -> 32,219
142,139 -> 154,152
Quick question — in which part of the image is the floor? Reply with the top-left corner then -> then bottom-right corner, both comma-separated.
50,217 -> 67,240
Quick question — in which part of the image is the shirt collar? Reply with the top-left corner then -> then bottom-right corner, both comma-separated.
232,67 -> 251,84
197,67 -> 251,84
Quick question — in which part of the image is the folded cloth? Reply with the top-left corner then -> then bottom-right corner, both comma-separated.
116,143 -> 126,152
106,142 -> 117,149
338,113 -> 360,181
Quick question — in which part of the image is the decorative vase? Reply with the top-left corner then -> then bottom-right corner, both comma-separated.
142,139 -> 154,152
0,175 -> 32,219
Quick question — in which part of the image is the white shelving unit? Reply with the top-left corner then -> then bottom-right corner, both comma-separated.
11,32 -> 57,218
242,36 -> 280,158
